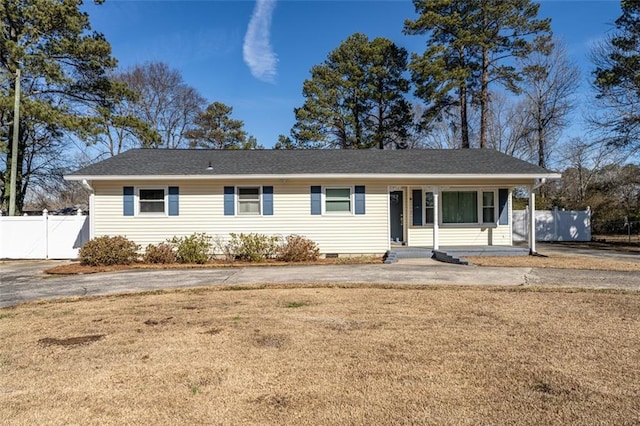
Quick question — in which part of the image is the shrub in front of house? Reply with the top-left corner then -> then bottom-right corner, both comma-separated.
144,243 -> 177,264
276,234 -> 320,262
170,233 -> 212,264
79,236 -> 140,266
226,233 -> 280,262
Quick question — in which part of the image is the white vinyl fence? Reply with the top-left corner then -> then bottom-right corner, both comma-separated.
513,207 -> 591,242
0,210 -> 90,259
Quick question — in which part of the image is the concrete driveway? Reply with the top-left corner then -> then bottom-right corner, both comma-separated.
2,255 -> 640,308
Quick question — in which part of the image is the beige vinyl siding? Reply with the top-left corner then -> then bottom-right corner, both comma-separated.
92,180 -> 389,255
439,226 -> 511,246
407,227 -> 433,247
408,226 -> 511,247
407,225 -> 510,247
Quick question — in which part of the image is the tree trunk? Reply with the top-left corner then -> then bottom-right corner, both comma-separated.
480,45 -> 489,149
377,97 -> 384,149
537,103 -> 545,168
460,84 -> 470,148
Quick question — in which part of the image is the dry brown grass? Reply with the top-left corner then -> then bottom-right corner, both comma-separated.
467,254 -> 640,271
1,286 -> 639,425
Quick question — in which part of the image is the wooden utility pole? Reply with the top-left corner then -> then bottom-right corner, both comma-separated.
8,67 -> 21,216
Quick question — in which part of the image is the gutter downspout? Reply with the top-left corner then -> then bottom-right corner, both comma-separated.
82,180 -> 95,241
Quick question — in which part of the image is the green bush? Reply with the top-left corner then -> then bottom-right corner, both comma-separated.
226,233 -> 280,262
79,236 -> 139,266
144,243 -> 176,264
276,235 -> 320,262
170,233 -> 212,264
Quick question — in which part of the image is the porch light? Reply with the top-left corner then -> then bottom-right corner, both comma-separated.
206,161 -> 213,171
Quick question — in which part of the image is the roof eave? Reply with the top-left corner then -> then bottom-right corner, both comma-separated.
64,173 -> 562,181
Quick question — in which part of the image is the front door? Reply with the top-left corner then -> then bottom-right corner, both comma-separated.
390,191 -> 404,243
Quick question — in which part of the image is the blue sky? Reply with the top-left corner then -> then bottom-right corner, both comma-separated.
83,0 -> 623,149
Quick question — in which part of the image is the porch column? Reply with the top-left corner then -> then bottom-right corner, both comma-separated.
89,192 -> 95,240
529,187 -> 536,254
433,191 -> 439,250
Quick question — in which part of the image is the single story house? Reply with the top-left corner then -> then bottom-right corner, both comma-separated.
65,149 -> 560,256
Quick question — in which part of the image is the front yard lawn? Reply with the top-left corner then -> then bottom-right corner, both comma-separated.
1,286 -> 639,425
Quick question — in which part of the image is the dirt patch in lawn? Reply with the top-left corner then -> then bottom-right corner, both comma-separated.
467,254 -> 640,271
44,256 -> 383,275
38,334 -> 105,347
1,286 -> 639,425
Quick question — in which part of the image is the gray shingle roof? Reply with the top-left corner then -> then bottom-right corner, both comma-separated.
67,148 -> 554,178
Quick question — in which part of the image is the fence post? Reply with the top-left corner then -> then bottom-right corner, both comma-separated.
43,209 -> 49,260
525,205 -> 530,245
553,206 -> 559,242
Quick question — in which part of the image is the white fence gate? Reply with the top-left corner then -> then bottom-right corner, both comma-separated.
513,207 -> 591,242
0,210 -> 90,259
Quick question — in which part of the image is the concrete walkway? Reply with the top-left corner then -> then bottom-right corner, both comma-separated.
2,259 -> 640,308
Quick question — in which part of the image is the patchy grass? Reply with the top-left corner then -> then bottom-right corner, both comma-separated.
44,256 -> 383,275
283,301 -> 309,309
468,254 -> 640,271
1,286 -> 639,425
592,234 -> 640,250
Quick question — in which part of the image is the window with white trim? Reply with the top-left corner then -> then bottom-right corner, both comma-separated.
325,188 -> 351,213
139,189 -> 166,214
482,191 -> 495,223
238,187 -> 260,215
425,191 -> 435,224
439,189 -> 498,225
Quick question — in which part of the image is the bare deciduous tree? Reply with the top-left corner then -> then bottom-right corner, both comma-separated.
119,62 -> 205,149
518,43 -> 580,168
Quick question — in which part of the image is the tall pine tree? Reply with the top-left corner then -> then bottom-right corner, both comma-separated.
405,0 -> 551,148
185,102 -> 260,149
292,33 -> 412,149
1,0 -> 120,212
593,0 -> 640,151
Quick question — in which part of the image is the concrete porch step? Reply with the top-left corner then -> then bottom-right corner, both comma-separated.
384,246 -> 529,265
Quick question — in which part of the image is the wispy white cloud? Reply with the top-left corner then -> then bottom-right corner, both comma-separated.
243,0 -> 278,83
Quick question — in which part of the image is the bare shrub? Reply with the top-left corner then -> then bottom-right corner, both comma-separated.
276,235 -> 320,262
169,233 -> 212,264
144,243 -> 176,264
226,233 -> 280,262
79,236 -> 139,266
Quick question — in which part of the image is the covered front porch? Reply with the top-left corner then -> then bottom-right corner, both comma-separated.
388,184 -> 540,255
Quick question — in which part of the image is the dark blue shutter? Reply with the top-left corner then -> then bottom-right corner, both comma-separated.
354,186 -> 365,215
224,186 -> 235,216
412,189 -> 422,226
123,186 -> 134,216
310,186 -> 321,215
498,188 -> 509,225
263,186 -> 273,215
168,186 -> 179,216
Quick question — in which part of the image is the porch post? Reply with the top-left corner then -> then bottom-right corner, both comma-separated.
529,187 -> 536,254
89,192 -> 95,240
433,191 -> 439,250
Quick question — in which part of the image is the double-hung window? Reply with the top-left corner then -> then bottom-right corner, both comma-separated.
425,191 -> 435,224
139,189 -> 166,214
238,187 -> 261,215
325,188 -> 351,213
482,192 -> 496,223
